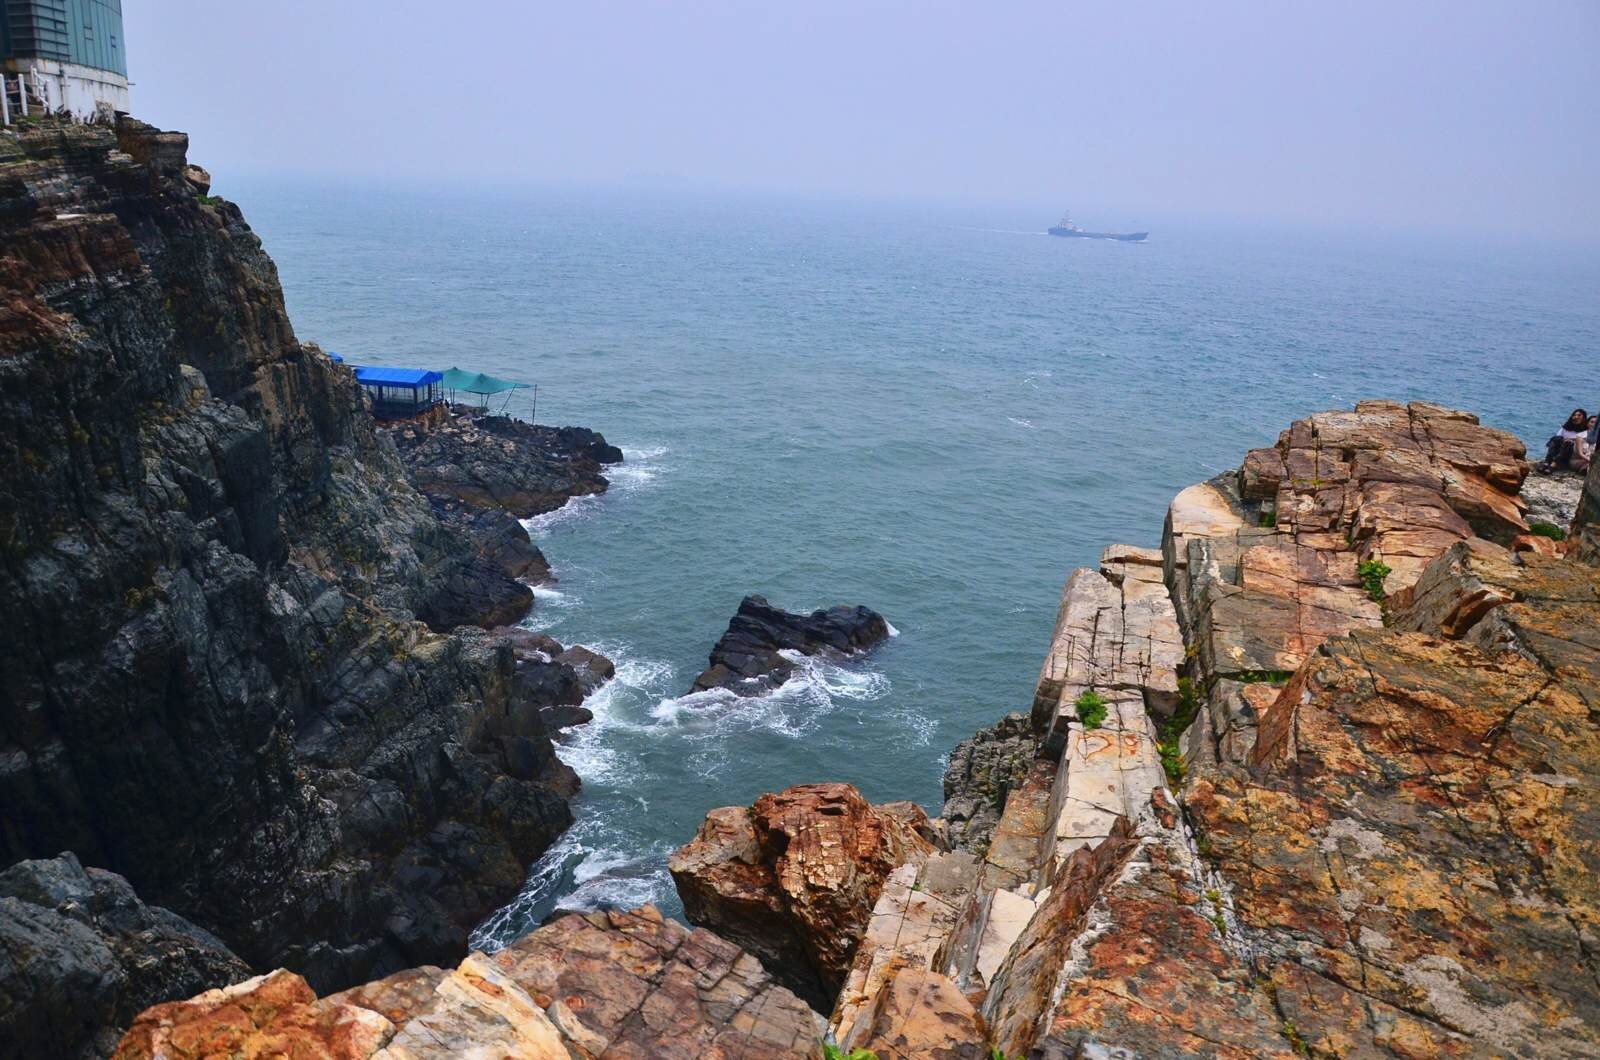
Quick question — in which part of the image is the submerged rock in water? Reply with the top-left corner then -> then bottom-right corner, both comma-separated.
115,906 -> 819,1059
668,782 -> 936,1011
689,594 -> 891,695
0,854 -> 251,1059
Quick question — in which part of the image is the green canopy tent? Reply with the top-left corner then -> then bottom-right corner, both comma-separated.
439,367 -> 536,418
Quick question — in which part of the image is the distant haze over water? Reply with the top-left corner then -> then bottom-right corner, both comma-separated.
237,178 -> 1599,932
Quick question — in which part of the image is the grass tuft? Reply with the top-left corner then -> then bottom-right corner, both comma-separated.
1074,689 -> 1109,730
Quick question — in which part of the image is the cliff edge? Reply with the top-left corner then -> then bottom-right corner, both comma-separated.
0,117 -> 580,1051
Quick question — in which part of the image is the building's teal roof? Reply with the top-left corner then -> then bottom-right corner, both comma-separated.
2,1 -> 127,77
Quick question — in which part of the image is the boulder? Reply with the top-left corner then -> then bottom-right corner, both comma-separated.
555,644 -> 616,694
0,854 -> 251,1059
669,783 -> 936,1010
114,906 -> 819,1059
690,595 -> 891,695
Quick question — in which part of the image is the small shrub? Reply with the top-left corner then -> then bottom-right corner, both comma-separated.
822,1047 -> 878,1060
1259,509 -> 1278,528
1357,558 -> 1391,602
1074,689 -> 1108,730
1236,670 -> 1293,685
1529,521 -> 1567,541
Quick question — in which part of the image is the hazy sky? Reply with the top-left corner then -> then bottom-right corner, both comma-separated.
123,1 -> 1598,238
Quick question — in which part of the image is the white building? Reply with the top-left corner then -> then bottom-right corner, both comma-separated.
2,1 -> 129,124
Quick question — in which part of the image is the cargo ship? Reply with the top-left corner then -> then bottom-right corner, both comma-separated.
1047,211 -> 1147,242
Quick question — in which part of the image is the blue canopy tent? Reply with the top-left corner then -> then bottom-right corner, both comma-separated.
353,365 -> 444,420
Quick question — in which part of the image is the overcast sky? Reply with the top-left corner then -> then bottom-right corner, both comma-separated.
123,1 -> 1598,238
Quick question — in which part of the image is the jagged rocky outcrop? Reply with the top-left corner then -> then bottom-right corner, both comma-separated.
113,906 -> 820,1059
940,712 -> 1034,857
668,783 -> 936,1011
814,399 -> 1600,1058
690,595 -> 891,695
0,116 -> 579,1034
0,854 -> 250,1059
390,410 -> 621,518
495,626 -> 614,731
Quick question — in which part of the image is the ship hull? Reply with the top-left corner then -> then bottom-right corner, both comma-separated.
1048,226 -> 1148,241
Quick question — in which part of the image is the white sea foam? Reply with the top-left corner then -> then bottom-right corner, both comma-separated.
469,822 -> 673,950
650,650 -> 892,763
885,620 -> 902,637
521,444 -> 668,536
1007,416 -> 1036,429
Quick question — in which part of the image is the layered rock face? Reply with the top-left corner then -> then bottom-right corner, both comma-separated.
0,118 -> 576,1011
690,595 -> 891,695
668,783 -> 935,1010
114,906 -> 820,1059
0,854 -> 250,1059
1168,400 -> 1529,764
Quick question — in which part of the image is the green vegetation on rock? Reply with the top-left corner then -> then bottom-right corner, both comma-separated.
1075,689 -> 1109,730
1357,558 -> 1391,602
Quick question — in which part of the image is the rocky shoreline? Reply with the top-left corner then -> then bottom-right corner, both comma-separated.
96,400 -> 1600,1057
5,115 -> 1600,1058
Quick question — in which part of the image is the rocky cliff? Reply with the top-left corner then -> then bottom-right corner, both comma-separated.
0,117 -> 581,1047
668,401 -> 1600,1057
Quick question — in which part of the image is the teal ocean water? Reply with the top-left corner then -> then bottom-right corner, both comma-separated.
236,179 -> 1600,939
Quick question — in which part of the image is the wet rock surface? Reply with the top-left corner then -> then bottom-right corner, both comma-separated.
669,782 -> 936,1011
0,854 -> 250,1060
0,118 -> 579,1046
114,906 -> 820,1059
690,595 -> 891,695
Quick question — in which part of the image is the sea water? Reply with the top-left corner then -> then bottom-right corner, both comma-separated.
235,178 -> 1600,939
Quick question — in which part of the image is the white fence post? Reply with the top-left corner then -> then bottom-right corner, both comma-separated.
17,72 -> 27,117
2,76 -> 10,126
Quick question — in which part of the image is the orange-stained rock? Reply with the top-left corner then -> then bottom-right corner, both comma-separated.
116,907 -> 819,1059
669,782 -> 935,1010
838,966 -> 986,1059
1168,401 -> 1531,766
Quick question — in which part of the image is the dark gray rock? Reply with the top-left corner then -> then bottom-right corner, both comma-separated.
556,645 -> 616,695
390,409 -> 622,518
941,713 -> 1037,857
690,595 -> 891,695
0,853 -> 250,1059
434,500 -> 551,583
0,119 -> 576,1020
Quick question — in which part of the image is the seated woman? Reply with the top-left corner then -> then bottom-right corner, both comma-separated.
1537,408 -> 1590,473
1574,414 -> 1597,473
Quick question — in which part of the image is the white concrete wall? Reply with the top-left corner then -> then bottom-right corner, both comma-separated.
3,59 -> 129,121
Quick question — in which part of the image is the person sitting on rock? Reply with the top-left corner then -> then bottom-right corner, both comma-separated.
1573,414 -> 1597,473
1537,408 -> 1590,473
